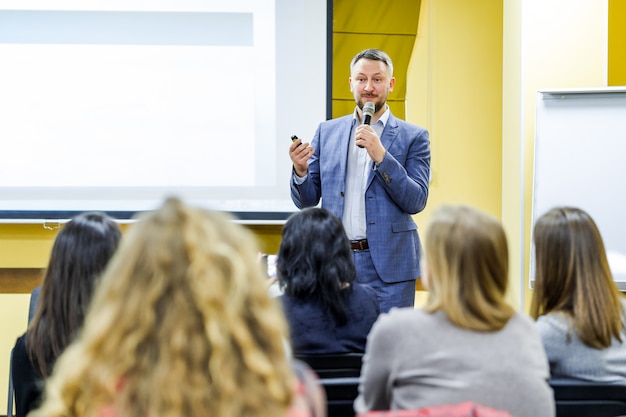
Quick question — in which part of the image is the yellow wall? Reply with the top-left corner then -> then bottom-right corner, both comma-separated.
608,0 -> 626,86
0,224 -> 58,268
407,0 -> 503,228
407,0 -> 504,303
332,0 -> 421,119
501,0 -> 524,310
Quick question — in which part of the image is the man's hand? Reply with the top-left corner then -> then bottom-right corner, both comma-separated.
289,138 -> 314,177
355,125 -> 386,164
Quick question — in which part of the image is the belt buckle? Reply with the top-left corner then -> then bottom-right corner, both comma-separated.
351,239 -> 368,251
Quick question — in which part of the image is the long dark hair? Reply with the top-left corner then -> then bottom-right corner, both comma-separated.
530,207 -> 623,348
277,207 -> 356,325
26,212 -> 121,376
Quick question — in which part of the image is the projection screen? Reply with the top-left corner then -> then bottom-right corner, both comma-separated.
0,0 -> 330,222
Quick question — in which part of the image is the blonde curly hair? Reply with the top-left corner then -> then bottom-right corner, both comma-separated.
30,197 -> 295,417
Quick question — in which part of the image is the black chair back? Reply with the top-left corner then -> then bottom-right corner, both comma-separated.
294,353 -> 363,417
295,353 -> 363,378
550,380 -> 626,417
320,376 -> 360,417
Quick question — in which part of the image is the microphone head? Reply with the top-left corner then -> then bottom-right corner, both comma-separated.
363,101 -> 375,118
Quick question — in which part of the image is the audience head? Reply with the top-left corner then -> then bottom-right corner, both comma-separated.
27,211 -> 121,377
530,206 -> 623,348
277,207 -> 356,325
31,197 -> 295,417
422,205 -> 513,331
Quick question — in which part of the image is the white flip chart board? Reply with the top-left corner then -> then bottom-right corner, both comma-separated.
531,87 -> 626,289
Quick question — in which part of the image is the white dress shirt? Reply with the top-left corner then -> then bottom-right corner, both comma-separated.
342,106 -> 389,240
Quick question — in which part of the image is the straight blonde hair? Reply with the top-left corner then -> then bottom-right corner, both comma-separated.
424,205 -> 514,331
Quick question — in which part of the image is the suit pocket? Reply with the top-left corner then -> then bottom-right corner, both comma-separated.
391,221 -> 417,233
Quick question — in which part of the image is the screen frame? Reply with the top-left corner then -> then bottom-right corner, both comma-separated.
0,0 -> 333,223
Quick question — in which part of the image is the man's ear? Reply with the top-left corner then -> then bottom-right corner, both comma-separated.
389,76 -> 396,92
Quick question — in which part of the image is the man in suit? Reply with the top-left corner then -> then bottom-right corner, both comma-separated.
289,48 -> 431,313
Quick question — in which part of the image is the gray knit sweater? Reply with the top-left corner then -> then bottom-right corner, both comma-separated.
354,308 -> 555,417
536,306 -> 626,384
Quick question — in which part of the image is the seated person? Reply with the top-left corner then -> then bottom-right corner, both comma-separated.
530,206 -> 626,383
354,205 -> 554,417
277,207 -> 380,355
12,212 -> 121,417
29,197 -> 325,417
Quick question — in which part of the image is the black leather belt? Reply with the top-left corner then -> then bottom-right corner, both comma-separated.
350,239 -> 369,251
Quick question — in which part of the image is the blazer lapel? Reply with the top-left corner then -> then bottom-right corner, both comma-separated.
335,117 -> 354,186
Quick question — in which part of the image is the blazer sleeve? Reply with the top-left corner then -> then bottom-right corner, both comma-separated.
290,124 -> 322,209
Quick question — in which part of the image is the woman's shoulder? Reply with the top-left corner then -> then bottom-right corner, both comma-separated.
503,312 -> 552,342
534,311 -> 570,332
508,311 -> 541,327
12,333 -> 29,360
373,307 -> 436,332
14,332 -> 27,348
532,311 -> 572,350
11,332 -> 42,384
365,308 -> 446,352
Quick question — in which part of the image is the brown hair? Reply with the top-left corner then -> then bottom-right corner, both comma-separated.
530,206 -> 624,348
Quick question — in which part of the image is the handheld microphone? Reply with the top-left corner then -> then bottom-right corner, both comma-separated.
362,101 -> 375,125
358,101 -> 376,148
